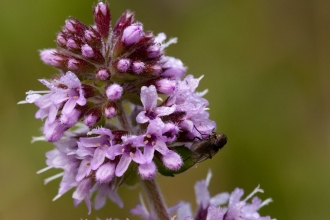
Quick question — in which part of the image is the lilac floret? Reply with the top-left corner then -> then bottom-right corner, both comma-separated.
173,171 -> 273,220
43,118 -> 67,142
143,118 -> 169,162
107,135 -> 146,177
36,71 -> 86,123
161,56 -> 186,79
136,85 -> 175,124
93,183 -> 124,210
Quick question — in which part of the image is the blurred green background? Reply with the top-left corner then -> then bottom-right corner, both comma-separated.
1,0 -> 330,219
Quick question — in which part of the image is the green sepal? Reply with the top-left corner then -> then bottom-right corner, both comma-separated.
155,145 -> 196,177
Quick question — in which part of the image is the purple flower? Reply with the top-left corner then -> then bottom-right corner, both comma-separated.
21,1 -> 227,215
78,128 -> 114,171
136,85 -> 175,124
107,135 -> 146,177
93,183 -> 123,210
161,56 -> 186,79
142,118 -> 169,162
174,171 -> 273,220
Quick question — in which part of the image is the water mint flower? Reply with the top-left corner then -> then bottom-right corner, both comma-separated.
106,135 -> 146,177
136,85 -> 176,124
20,1 -> 224,214
175,171 -> 273,220
131,171 -> 274,220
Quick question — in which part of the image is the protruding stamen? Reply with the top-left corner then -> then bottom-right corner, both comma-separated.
36,166 -> 53,174
44,173 -> 64,185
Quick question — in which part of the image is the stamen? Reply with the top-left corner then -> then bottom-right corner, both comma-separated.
26,90 -> 50,95
52,194 -> 63,201
197,75 -> 204,81
146,134 -> 151,138
44,172 -> 64,185
31,136 -> 47,143
259,198 -> 273,208
151,141 -> 156,146
121,148 -> 125,153
206,169 -> 212,186
162,37 -> 177,49
130,152 -> 134,157
144,140 -> 149,144
36,166 -> 53,174
244,185 -> 263,202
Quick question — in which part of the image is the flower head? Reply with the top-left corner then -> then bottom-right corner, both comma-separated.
20,1 -> 220,214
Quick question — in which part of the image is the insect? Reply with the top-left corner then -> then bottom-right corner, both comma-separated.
190,132 -> 227,163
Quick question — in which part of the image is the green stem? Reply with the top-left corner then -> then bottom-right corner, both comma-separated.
140,178 -> 171,220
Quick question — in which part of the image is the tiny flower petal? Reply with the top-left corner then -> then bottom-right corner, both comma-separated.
138,162 -> 156,179
162,150 -> 183,170
95,162 -> 115,183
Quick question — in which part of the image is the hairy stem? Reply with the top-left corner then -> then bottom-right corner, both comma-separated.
140,178 -> 170,220
117,101 -> 131,131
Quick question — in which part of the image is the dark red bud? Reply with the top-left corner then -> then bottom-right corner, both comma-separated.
93,2 -> 111,39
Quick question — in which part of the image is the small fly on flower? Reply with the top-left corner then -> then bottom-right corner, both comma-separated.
190,129 -> 227,163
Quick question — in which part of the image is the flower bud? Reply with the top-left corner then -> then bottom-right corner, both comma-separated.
106,83 -> 123,101
122,24 -> 143,46
66,38 -> 81,50
84,29 -> 101,47
132,61 -> 145,74
93,2 -> 111,38
147,44 -> 162,58
81,44 -> 105,64
67,58 -> 95,73
56,33 -> 67,47
116,58 -> 130,72
103,102 -> 117,119
96,68 -> 110,81
40,49 -> 67,69
148,64 -> 161,76
64,19 -> 87,36
155,78 -> 176,94
83,108 -> 102,127
113,11 -> 135,37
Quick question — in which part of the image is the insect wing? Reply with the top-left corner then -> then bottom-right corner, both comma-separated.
190,140 -> 216,163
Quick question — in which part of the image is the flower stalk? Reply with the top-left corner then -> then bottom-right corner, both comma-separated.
140,178 -> 170,220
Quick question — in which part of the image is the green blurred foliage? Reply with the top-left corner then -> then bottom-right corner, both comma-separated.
1,0 -> 330,219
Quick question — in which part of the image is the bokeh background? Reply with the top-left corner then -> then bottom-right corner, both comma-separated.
1,0 -> 330,219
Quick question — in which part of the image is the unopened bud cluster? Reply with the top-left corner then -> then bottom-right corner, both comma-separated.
20,2 -> 216,213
